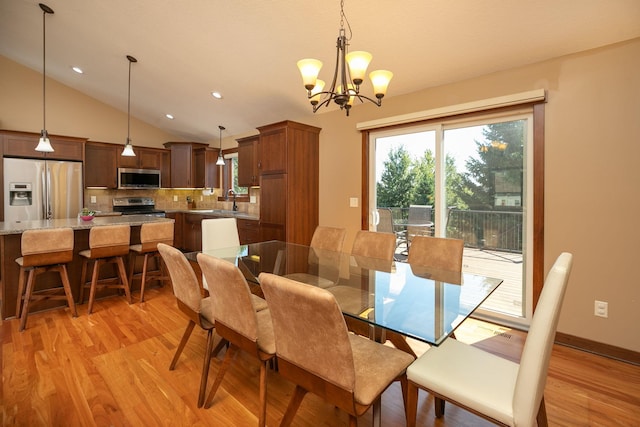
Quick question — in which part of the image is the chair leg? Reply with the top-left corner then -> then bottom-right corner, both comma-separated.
78,259 -> 89,304
280,385 -> 308,427
139,253 -> 150,302
434,396 -> 446,418
15,267 -> 26,318
18,269 -> 36,331
258,360 -> 268,427
170,320 -> 196,370
198,329 -> 215,408
87,259 -> 101,315
127,252 -> 136,297
204,344 -> 238,408
59,264 -> 78,317
115,257 -> 132,304
406,381 -> 419,427
537,396 -> 548,427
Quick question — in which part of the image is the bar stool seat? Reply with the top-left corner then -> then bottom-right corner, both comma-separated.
78,225 -> 132,314
15,228 -> 77,331
128,221 -> 174,302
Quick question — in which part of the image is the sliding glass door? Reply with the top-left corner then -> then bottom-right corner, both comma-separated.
368,113 -> 533,325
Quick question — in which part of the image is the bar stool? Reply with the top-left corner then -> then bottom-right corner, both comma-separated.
15,228 -> 77,331
128,221 -> 174,302
78,224 -> 132,314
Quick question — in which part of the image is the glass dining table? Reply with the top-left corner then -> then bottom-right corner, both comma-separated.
187,240 -> 503,348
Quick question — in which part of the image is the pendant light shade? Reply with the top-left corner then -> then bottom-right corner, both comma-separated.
122,55 -> 137,157
216,125 -> 226,166
35,3 -> 55,152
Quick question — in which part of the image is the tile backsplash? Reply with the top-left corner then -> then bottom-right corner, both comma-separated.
84,187 -> 260,216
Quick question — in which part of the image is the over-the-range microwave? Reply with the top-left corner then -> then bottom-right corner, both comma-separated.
117,168 -> 161,189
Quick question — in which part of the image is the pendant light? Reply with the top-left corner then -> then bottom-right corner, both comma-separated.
216,125 -> 225,166
35,3 -> 55,152
121,55 -> 137,157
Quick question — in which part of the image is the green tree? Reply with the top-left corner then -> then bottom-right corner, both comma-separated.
377,146 -> 415,208
460,120 -> 525,210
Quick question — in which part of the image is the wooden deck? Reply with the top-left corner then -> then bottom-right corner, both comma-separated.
395,246 -> 524,318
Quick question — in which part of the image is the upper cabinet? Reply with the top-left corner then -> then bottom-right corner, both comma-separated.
117,146 -> 164,170
236,134 -> 259,187
163,141 -> 219,188
0,130 -> 85,161
256,120 -> 321,245
85,142 -> 118,188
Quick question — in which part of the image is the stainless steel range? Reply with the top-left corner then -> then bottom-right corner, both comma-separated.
112,197 -> 165,217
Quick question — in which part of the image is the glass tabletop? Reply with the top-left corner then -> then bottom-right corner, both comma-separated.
188,240 -> 502,346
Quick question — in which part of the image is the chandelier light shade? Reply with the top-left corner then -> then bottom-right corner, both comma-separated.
35,3 -> 55,153
297,0 -> 392,116
122,55 -> 138,157
216,125 -> 226,166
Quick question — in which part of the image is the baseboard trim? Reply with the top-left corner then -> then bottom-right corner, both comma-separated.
555,332 -> 640,366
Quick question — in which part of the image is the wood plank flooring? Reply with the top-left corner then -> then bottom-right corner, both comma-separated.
2,285 -> 639,426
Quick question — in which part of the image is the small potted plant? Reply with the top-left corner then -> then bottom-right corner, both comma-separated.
79,207 -> 95,221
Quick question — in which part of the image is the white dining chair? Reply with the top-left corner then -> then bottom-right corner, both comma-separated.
405,252 -> 573,427
202,217 -> 240,252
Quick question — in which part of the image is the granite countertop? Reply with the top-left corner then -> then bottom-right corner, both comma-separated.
165,209 -> 259,221
0,215 -> 174,235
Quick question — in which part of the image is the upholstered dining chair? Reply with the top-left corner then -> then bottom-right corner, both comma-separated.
128,221 -> 174,302
202,217 -> 239,252
407,235 -> 464,272
284,225 -> 346,288
78,224 -> 132,314
260,272 -> 415,427
406,252 -> 573,427
157,243 -> 226,408
197,253 -> 275,427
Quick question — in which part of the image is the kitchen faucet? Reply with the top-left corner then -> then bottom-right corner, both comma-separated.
227,189 -> 238,211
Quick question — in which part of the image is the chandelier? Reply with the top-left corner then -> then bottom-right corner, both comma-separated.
297,0 -> 392,116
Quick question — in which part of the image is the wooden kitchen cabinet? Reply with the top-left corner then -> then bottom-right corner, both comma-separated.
163,141 -> 212,188
84,141 -> 118,188
237,218 -> 260,244
117,146 -> 165,170
256,120 -> 320,245
0,130 -> 85,161
193,147 -> 220,189
165,212 -> 183,249
236,134 -> 259,187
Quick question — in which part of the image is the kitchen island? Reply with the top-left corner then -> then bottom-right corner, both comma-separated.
0,215 -> 174,320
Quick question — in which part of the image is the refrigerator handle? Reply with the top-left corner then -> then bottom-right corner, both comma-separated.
45,165 -> 52,219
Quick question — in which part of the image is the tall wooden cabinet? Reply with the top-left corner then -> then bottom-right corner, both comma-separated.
257,120 -> 320,245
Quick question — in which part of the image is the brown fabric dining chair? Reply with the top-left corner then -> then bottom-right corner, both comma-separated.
197,253 -> 275,427
157,243 -> 226,408
78,224 -> 132,314
284,225 -> 346,288
128,221 -> 174,302
260,272 -> 415,427
15,227 -> 77,331
407,235 -> 464,272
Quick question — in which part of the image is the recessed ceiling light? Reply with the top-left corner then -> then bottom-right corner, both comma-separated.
165,114 -> 174,120
71,66 -> 83,74
211,91 -> 223,99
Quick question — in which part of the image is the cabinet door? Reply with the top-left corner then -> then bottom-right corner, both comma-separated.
194,148 -> 220,188
183,213 -> 203,252
139,148 -> 164,169
237,136 -> 259,187
165,212 -> 183,249
258,128 -> 287,175
259,174 -> 286,241
237,218 -> 260,244
85,142 -> 118,188
169,144 -> 193,188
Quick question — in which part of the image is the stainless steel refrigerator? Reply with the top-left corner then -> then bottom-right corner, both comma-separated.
3,157 -> 83,222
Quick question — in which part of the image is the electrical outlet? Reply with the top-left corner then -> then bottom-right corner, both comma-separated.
173,195 -> 178,202
349,197 -> 359,208
90,195 -> 97,204
594,300 -> 608,318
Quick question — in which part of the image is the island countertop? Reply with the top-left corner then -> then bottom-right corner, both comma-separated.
0,214 -> 173,235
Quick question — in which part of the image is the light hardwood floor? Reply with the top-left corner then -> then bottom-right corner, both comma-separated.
2,284 -> 639,426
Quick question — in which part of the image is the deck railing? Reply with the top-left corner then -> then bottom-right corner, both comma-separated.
386,207 -> 523,253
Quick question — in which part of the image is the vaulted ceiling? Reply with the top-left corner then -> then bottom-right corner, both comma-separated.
2,0 -> 639,141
